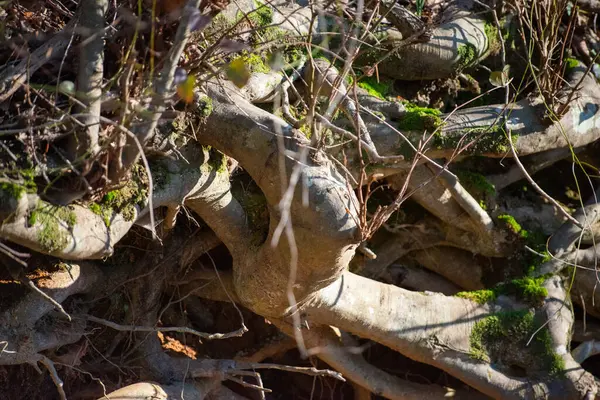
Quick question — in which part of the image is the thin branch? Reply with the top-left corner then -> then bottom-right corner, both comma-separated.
39,356 -> 67,400
0,20 -> 77,102
507,128 -> 584,229
81,314 -> 247,341
24,280 -> 71,321
233,361 -> 345,381
119,0 -> 203,174
436,168 -> 495,233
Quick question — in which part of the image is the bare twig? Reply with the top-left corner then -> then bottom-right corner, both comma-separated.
119,0 -> 203,176
233,361 -> 345,381
436,168 -> 495,233
39,356 -> 67,400
0,20 -> 77,102
81,314 -> 247,341
24,280 -> 72,321
507,128 -> 584,229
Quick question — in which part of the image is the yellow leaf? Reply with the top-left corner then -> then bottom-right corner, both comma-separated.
176,75 -> 196,104
489,64 -> 511,87
226,57 -> 250,88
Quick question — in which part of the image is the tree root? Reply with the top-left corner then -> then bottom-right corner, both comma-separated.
273,323 -> 487,400
388,166 -> 482,233
361,8 -> 490,81
179,229 -> 223,267
98,380 -> 233,400
410,246 -> 486,290
39,355 -> 67,400
1,262 -> 101,329
304,272 -> 597,399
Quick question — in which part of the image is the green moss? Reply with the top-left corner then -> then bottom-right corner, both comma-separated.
397,103 -> 443,132
456,275 -> 548,306
357,77 -> 391,100
197,95 -> 213,118
456,170 -> 496,198
200,147 -> 228,175
89,203 -> 102,216
251,0 -> 273,27
0,182 -> 26,202
238,52 -> 270,74
565,57 -> 579,72
470,310 -> 565,376
503,276 -> 548,305
29,201 -> 77,253
89,167 -> 148,226
89,202 -> 112,226
522,231 -> 552,275
479,199 -> 487,210
497,214 -> 528,238
432,125 -> 517,154
299,123 -> 312,138
494,212 -> 552,275
456,289 -> 496,304
484,22 -> 501,55
283,46 -> 306,66
457,43 -> 477,70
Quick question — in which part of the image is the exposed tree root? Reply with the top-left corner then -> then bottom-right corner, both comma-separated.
304,273 -> 597,399
274,322 -> 486,400
2,1 -> 600,398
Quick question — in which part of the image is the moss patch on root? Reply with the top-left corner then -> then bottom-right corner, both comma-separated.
484,22 -> 501,56
243,52 -> 271,74
89,167 -> 148,227
397,103 -> 443,132
457,43 -> 478,70
470,310 -> 565,376
456,275 -> 549,306
249,0 -> 273,27
432,125 -> 517,155
456,170 -> 496,199
497,214 -> 525,236
0,182 -> 27,202
565,57 -> 579,72
28,201 -> 77,253
357,77 -> 391,100
201,146 -> 228,174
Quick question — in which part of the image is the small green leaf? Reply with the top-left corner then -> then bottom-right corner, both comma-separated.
58,80 -> 75,95
490,64 -> 511,87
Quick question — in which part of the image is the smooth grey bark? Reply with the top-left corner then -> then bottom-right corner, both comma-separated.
72,0 -> 108,162
304,272 -> 597,399
196,79 -> 361,316
363,9 -> 489,80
